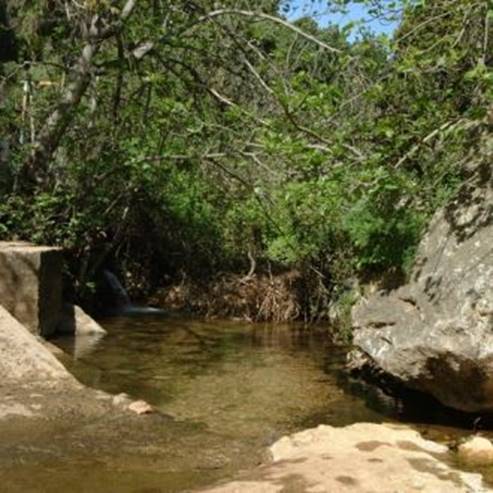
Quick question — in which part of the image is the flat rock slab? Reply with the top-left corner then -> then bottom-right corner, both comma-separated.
0,241 -> 62,337
203,423 -> 489,493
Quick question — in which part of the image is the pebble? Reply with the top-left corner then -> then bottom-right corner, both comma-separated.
458,436 -> 493,466
128,400 -> 154,415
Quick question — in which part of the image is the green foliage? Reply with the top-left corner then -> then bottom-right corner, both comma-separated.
1,0 -> 491,315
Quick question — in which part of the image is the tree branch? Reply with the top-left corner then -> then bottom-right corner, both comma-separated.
21,0 -> 138,184
194,9 -> 343,54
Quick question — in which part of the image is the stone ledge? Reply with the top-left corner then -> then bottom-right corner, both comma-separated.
0,241 -> 61,253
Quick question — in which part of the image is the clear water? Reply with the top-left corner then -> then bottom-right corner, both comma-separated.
56,315 -> 391,431
0,315 -> 484,492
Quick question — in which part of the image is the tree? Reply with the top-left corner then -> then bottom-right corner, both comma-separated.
0,0 -> 491,317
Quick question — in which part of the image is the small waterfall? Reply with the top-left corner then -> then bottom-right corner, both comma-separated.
103,270 -> 132,307
103,269 -> 165,316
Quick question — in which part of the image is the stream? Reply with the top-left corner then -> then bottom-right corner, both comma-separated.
2,314 -> 486,492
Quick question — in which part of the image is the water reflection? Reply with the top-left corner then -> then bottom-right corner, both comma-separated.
57,315 -> 390,440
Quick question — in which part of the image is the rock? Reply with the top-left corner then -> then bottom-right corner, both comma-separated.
458,437 -> 493,466
42,340 -> 66,357
203,423 -> 487,493
0,242 -> 63,337
0,402 -> 35,419
58,304 -> 107,336
128,400 -> 154,415
349,156 -> 493,412
0,305 -> 77,385
112,393 -> 133,408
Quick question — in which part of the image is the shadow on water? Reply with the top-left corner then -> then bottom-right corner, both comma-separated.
337,362 -> 493,443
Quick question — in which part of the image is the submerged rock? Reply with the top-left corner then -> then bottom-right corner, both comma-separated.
203,423 -> 487,492
349,154 -> 493,412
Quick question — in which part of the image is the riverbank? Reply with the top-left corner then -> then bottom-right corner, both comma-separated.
149,270 -> 321,324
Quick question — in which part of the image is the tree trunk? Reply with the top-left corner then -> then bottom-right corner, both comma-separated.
22,42 -> 98,184
21,0 -> 137,185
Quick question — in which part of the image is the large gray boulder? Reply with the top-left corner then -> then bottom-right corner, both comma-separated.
0,241 -> 62,337
349,155 -> 493,412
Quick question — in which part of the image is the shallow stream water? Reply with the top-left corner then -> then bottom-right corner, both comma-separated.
2,315 -> 487,492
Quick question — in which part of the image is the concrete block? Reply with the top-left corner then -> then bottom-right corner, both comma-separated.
0,241 -> 62,337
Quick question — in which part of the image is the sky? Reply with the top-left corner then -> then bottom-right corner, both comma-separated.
283,1 -> 400,38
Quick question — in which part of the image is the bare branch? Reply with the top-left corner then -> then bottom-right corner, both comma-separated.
194,9 -> 343,54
